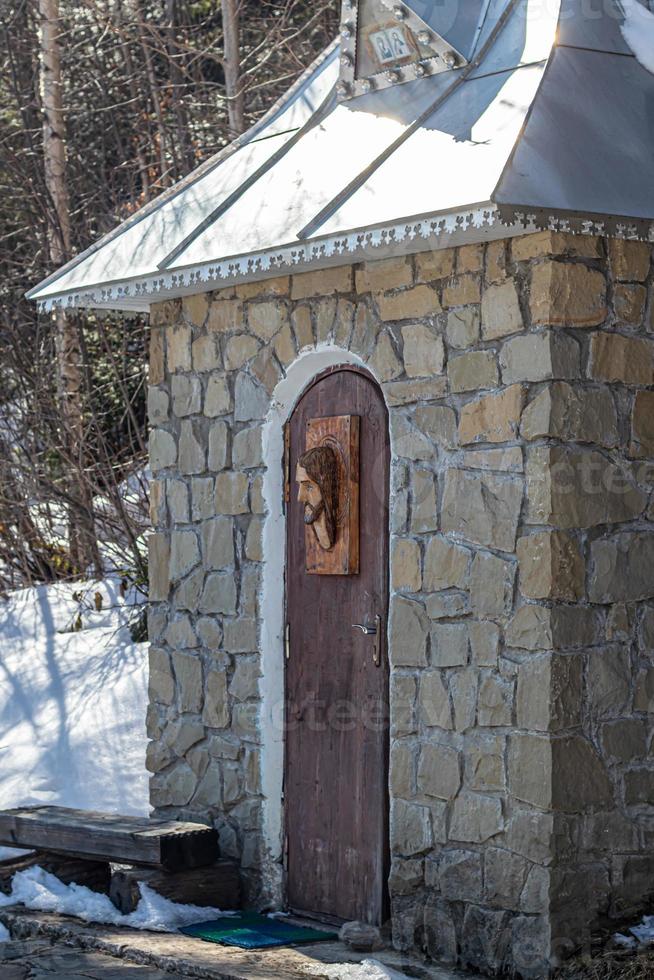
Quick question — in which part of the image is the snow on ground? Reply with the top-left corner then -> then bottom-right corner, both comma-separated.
0,866 -> 234,932
615,913 -> 654,948
0,577 -> 149,844
307,960 -> 410,979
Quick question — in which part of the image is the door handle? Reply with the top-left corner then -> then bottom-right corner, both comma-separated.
352,615 -> 382,667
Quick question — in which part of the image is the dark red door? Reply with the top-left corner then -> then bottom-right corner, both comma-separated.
285,367 -> 390,926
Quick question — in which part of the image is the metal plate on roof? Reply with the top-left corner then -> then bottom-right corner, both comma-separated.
317,62 -> 547,235
493,46 -> 654,220
556,0 -> 634,55
468,0 -> 560,77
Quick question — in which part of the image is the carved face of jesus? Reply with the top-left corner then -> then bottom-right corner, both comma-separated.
295,449 -> 338,552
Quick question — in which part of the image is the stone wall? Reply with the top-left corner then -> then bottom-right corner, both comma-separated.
147,232 -> 654,977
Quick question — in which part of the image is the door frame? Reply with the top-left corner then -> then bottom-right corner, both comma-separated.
281,362 -> 391,922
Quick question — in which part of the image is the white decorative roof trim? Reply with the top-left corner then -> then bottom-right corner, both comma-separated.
36,204 -> 654,314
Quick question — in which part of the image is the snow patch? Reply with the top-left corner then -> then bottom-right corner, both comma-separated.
0,578 -> 148,819
615,912 -> 654,948
307,960 -> 410,980
0,866 -> 234,933
620,0 -> 654,75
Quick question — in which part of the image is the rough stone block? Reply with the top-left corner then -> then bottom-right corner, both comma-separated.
182,293 -> 209,329
512,231 -> 601,262
485,848 -> 530,910
247,300 -> 289,341
530,261 -> 607,327
224,618 -> 258,654
391,537 -> 422,593
625,769 -> 654,806
356,256 -> 413,293
442,274 -> 482,308
233,426 -> 262,470
150,429 -> 177,473
441,469 -> 522,552
250,346 -> 282,394
486,240 -> 508,284
446,306 -> 480,349
437,849 -> 482,901
170,530 -> 200,581
368,331 -> 402,382
630,390 -> 654,458
419,670 -> 453,729
423,536 -> 470,591
615,283 -> 647,325
244,517 -> 263,561
463,447 -> 523,472
215,472 -> 249,515
426,592 -> 469,620
148,387 -> 169,425
600,718 -> 648,764
469,622 -> 500,667
414,405 -> 457,448
470,552 -> 515,617
588,332 -> 654,385
191,478 -> 214,522
500,331 -> 580,384
200,572 -> 237,615
178,421 -> 206,474
174,567 -> 204,610
525,446 -> 646,529
609,239 -> 651,282
291,265 -> 353,300
391,800 -> 433,856
201,516 -> 234,570
521,382 -> 619,447
192,334 -> 221,373
391,674 -> 417,737
589,532 -> 654,603
477,674 -> 513,727
415,248 -> 455,282
164,613 -> 198,650
207,298 -> 243,333
151,761 -> 197,808
383,377 -> 447,406
517,531 -> 583,602
377,285 -> 440,321
204,375 -> 231,417
401,323 -> 444,378
516,654 -> 583,731
459,384 -> 525,445
203,668 -> 229,728
149,533 -> 171,601
505,604 -> 598,650
482,280 -> 524,340
465,734 -> 505,792
167,325 -> 192,373
172,651 -> 203,712
389,597 -> 429,666
149,327 -> 166,385
291,306 -> 313,350
431,623 -> 468,667
448,350 -> 499,393
234,373 -> 269,422
410,469 -> 438,533
390,740 -> 416,799
273,323 -> 297,368
587,645 -> 630,718
149,647 -> 175,705
450,791 -> 503,843
451,669 -> 478,732
236,275 -> 289,300
224,335 -> 260,372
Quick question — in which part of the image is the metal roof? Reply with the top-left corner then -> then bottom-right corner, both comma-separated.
29,0 -> 654,313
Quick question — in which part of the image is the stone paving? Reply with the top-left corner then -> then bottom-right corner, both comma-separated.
0,939 -> 192,979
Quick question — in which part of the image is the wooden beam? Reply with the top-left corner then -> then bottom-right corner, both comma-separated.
0,852 -> 110,894
0,807 -> 218,872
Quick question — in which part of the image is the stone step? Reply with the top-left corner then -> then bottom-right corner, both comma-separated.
0,807 -> 218,872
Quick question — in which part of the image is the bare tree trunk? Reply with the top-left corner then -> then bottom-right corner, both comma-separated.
222,0 -> 245,137
38,0 -> 101,577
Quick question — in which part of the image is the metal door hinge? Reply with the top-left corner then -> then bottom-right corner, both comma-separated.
283,833 -> 289,871
285,622 -> 290,660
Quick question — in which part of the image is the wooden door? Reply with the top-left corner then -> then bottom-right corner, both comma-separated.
285,367 -> 390,926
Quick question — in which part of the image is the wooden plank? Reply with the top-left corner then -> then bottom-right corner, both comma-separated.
109,860 -> 241,914
0,852 -> 111,895
0,807 -> 219,872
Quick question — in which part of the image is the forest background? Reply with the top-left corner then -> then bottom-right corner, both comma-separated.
0,0 -> 339,596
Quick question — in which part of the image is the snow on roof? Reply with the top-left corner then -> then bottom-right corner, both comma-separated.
29,0 -> 654,313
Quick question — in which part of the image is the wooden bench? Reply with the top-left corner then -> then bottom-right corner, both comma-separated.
0,806 -> 219,873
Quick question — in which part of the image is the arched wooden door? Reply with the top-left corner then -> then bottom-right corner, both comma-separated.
285,366 -> 390,926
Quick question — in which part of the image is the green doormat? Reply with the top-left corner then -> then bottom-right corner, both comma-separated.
180,912 -> 338,950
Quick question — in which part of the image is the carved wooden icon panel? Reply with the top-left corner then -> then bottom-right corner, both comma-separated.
298,414 -> 360,575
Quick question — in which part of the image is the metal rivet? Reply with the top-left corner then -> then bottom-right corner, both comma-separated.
336,81 -> 350,97
417,29 -> 431,45
414,62 -> 427,77
442,50 -> 458,68
360,78 -> 373,93
340,53 -> 352,67
386,69 -> 401,83
340,23 -> 353,39
393,5 -> 406,19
